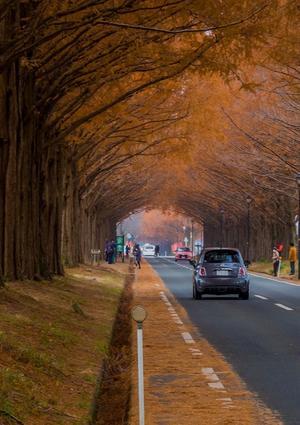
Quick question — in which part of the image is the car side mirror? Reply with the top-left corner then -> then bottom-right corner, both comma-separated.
244,260 -> 251,268
189,259 -> 196,268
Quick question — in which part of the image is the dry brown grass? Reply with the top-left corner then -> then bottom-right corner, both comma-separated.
0,263 -> 127,425
129,262 -> 282,425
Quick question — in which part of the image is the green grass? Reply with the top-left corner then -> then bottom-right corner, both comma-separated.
249,259 -> 296,277
0,367 -> 39,421
0,265 -> 127,424
83,374 -> 97,384
101,284 -> 123,297
0,333 -> 62,375
95,340 -> 109,355
40,324 -> 77,347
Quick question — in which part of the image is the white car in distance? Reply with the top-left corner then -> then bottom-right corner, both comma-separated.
142,243 -> 155,256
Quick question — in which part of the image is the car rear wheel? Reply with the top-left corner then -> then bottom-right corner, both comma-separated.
193,283 -> 202,300
239,290 -> 249,300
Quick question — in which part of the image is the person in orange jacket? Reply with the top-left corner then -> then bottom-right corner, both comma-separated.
288,242 -> 297,275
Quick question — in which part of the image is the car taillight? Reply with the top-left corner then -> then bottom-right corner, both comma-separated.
238,267 -> 246,277
199,267 -> 206,277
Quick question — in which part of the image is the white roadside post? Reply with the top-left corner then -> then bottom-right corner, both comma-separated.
278,257 -> 282,277
132,306 -> 147,425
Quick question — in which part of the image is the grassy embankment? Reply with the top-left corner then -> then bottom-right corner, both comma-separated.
249,259 -> 299,281
0,263 -> 130,425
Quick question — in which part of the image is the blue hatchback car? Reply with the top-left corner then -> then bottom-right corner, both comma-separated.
191,248 -> 250,300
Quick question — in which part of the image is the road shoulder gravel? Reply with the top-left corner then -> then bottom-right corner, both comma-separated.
129,261 -> 282,425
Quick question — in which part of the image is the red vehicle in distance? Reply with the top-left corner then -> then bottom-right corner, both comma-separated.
175,247 -> 193,261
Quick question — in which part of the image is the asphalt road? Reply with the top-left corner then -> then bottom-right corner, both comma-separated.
148,256 -> 300,425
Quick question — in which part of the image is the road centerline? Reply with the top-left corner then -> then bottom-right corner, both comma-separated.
254,294 -> 268,300
274,303 -> 293,311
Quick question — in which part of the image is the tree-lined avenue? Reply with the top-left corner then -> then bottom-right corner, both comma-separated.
0,1 -> 299,282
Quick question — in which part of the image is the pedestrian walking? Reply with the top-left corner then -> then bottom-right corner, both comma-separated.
104,239 -> 109,262
272,246 -> 280,277
125,244 -> 130,258
288,242 -> 297,275
133,243 -> 142,269
107,240 -> 116,264
154,244 -> 160,257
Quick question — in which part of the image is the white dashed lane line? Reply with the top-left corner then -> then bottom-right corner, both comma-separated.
159,291 -> 184,324
208,381 -> 225,390
252,295 -> 294,311
158,285 -> 235,407
168,307 -> 175,312
181,332 -> 195,344
189,347 -> 203,356
254,294 -> 268,300
161,257 -> 194,271
201,368 -> 226,392
275,303 -> 294,311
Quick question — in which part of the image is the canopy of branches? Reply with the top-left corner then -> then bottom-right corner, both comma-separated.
1,0 -> 299,226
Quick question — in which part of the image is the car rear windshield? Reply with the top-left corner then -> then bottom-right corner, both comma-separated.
203,250 -> 240,263
178,247 -> 191,252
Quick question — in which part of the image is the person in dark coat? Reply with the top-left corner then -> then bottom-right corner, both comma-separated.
104,239 -> 109,262
107,240 -> 116,264
133,243 -> 142,269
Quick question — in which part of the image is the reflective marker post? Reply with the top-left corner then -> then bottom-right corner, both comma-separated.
132,306 -> 147,425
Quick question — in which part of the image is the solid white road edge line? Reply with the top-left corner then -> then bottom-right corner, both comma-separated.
254,294 -> 269,300
250,272 -> 300,287
275,303 -> 293,311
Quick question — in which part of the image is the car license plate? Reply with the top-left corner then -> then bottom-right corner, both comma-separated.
216,270 -> 229,276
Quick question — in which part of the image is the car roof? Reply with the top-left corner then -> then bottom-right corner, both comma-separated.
203,247 -> 241,252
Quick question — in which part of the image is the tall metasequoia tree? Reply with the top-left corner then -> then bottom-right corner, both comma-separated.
0,1 -> 44,280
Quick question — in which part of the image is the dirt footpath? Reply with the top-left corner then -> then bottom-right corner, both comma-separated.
129,261 -> 282,425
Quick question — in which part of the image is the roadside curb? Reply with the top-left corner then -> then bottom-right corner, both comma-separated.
129,261 -> 282,425
250,271 -> 300,286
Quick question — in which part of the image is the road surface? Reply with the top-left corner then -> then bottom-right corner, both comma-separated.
148,256 -> 300,425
